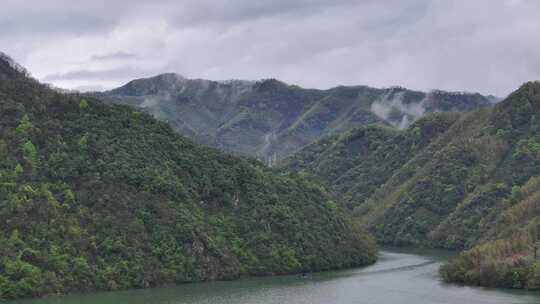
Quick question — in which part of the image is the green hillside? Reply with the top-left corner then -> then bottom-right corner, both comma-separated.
284,82 -> 540,288
283,113 -> 461,210
0,54 -> 376,299
440,175 -> 540,289
98,74 -> 493,163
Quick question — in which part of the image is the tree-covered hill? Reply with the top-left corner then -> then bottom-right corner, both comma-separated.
97,74 -> 494,163
0,54 -> 377,299
440,174 -> 540,289
282,112 -> 461,210
284,81 -> 540,289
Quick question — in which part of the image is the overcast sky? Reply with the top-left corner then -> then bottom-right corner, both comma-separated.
1,0 -> 539,96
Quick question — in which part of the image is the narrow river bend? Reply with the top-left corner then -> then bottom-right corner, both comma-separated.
9,248 -> 540,304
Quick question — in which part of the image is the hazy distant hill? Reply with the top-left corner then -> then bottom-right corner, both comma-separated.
99,74 -> 496,163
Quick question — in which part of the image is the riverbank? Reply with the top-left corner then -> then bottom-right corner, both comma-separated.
7,249 -> 540,304
440,238 -> 540,289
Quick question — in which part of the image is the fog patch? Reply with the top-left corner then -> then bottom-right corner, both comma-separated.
139,93 -> 174,122
141,96 -> 161,108
371,90 -> 426,129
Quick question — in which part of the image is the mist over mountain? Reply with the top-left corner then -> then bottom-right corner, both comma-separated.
98,74 -> 495,163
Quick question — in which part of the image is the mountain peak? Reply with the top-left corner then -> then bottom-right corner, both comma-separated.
515,80 -> 540,97
253,78 -> 288,92
488,81 -> 540,132
153,72 -> 186,81
108,73 -> 188,96
500,80 -> 540,110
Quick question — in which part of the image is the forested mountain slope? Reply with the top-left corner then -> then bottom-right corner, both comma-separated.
0,54 -> 376,299
284,81 -> 540,289
98,74 -> 495,163
285,81 -> 540,249
283,112 -> 461,210
440,175 -> 540,289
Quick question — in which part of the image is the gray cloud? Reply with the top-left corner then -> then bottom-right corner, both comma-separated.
91,52 -> 138,61
43,67 -> 155,82
1,0 -> 539,96
166,0 -> 363,27
71,84 -> 108,92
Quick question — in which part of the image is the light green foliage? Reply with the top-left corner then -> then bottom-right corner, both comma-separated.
21,141 -> 37,167
15,114 -> 33,137
14,164 -> 23,176
325,200 -> 338,212
78,134 -> 88,149
63,189 -> 76,204
79,99 -> 89,109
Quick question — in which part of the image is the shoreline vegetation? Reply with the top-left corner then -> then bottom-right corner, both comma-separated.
440,175 -> 540,289
440,236 -> 540,289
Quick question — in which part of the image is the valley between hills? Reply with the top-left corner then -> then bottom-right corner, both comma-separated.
0,51 -> 539,300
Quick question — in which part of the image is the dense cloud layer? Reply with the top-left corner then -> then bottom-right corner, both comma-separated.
1,0 -> 539,95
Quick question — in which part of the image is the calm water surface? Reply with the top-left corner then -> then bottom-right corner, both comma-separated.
8,248 -> 540,304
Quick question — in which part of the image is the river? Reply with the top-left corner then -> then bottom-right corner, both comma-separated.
8,248 -> 540,304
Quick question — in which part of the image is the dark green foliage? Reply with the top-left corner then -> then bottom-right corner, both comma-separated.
0,56 -> 376,299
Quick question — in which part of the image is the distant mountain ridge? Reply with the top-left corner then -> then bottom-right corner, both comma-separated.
98,74 -> 497,163
284,81 -> 540,249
